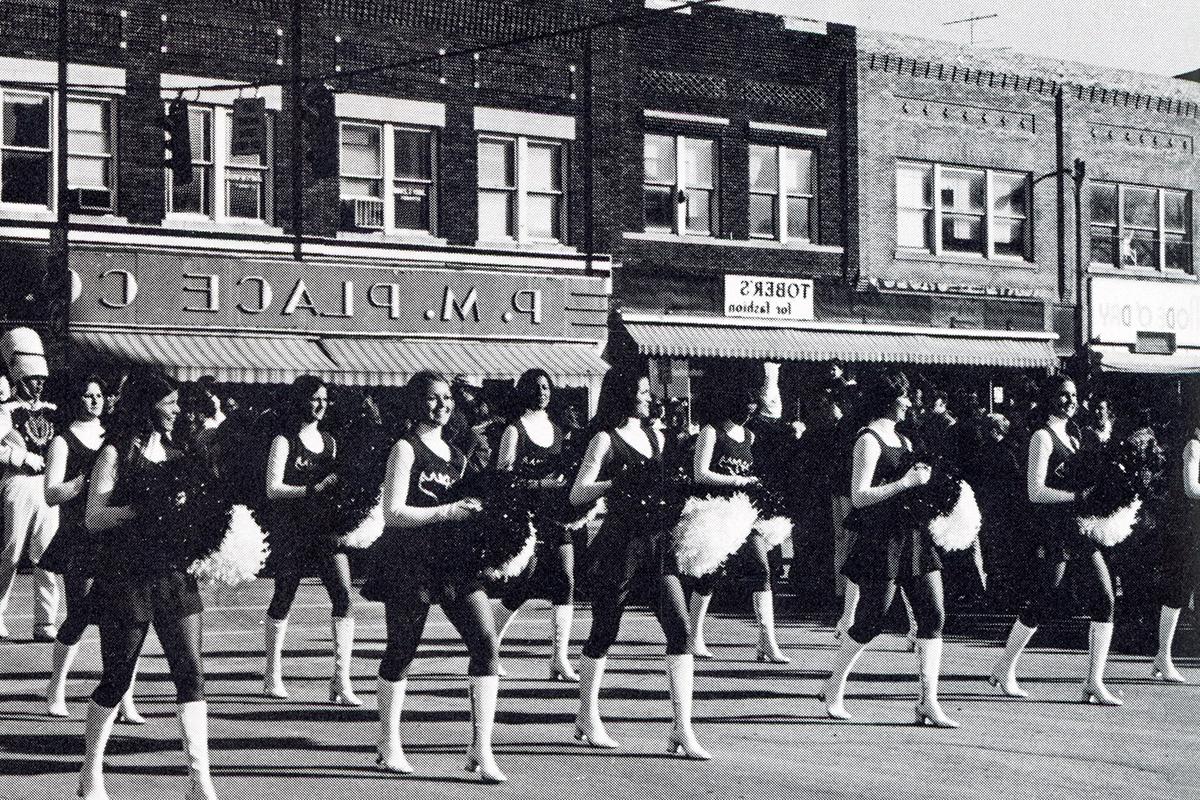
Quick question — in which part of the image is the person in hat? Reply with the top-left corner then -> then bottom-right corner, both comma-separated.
0,327 -> 60,641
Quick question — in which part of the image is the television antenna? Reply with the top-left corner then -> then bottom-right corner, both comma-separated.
943,13 -> 999,46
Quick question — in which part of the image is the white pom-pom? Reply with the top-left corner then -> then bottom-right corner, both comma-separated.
1078,498 -> 1141,547
563,497 -> 606,531
672,492 -> 759,578
753,515 -> 793,548
928,480 -> 982,552
189,505 -> 269,586
484,524 -> 538,580
339,503 -> 385,549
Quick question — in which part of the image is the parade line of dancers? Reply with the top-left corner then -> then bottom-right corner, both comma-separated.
0,327 -> 1196,796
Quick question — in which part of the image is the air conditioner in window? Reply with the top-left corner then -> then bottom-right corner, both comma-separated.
344,197 -> 384,230
70,188 -> 113,213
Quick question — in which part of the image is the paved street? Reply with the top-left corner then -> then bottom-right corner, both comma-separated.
0,575 -> 1197,800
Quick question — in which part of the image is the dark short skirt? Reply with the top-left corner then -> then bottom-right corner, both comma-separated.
842,503 -> 941,584
1036,505 -> 1101,562
582,515 -> 680,601
37,520 -> 100,579
361,527 -> 484,606
264,503 -> 350,574
89,569 -> 203,626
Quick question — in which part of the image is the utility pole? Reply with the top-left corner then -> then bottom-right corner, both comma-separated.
49,0 -> 71,365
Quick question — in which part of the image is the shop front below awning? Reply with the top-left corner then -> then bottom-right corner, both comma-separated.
1091,344 -> 1200,374
70,328 -> 610,388
620,313 -> 1060,369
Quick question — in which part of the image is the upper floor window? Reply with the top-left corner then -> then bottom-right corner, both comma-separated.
339,121 -> 436,235
477,134 -> 566,244
165,103 -> 273,223
644,133 -> 716,236
749,144 -> 815,242
1089,182 -> 1192,274
896,161 -> 1030,260
1,89 -> 114,212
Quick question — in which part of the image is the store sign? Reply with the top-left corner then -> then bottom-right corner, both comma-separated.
723,275 -> 814,321
869,277 -> 1038,300
68,251 -> 593,338
1089,276 -> 1200,348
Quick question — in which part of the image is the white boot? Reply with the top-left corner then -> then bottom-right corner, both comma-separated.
46,640 -> 79,717
330,617 -> 362,706
263,617 -> 289,698
988,619 -> 1036,698
753,591 -> 789,664
178,700 -> 218,800
549,605 -> 579,682
665,654 -> 711,760
465,675 -> 506,783
116,660 -> 145,725
835,581 -> 859,639
375,677 -> 413,774
914,638 -> 959,728
820,635 -> 869,720
79,700 -> 119,800
688,593 -> 715,659
1153,606 -> 1187,683
1083,621 -> 1122,706
573,655 -> 618,748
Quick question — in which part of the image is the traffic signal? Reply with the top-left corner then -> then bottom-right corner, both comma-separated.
230,96 -> 267,157
303,84 -> 337,179
163,97 -> 193,185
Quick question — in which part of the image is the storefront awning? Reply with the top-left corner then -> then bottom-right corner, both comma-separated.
623,318 -> 1059,368
71,328 -> 610,387
1092,344 -> 1200,374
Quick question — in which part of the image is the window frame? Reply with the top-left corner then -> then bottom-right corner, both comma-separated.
0,88 -> 117,213
476,132 -> 568,245
336,119 -> 439,236
749,142 -> 816,244
1088,181 -> 1193,274
642,132 -> 719,237
895,160 -> 1032,261
164,102 -> 274,225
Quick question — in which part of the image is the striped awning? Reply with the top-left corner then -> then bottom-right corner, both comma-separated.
71,328 -> 609,387
1093,344 -> 1200,374
624,321 -> 1059,368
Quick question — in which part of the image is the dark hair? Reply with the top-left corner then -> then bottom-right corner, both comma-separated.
404,370 -> 452,428
593,364 -> 649,431
702,387 -> 758,427
281,375 -> 327,431
106,370 -> 180,466
1038,373 -> 1077,423
512,368 -> 553,415
857,370 -> 911,423
67,373 -> 107,421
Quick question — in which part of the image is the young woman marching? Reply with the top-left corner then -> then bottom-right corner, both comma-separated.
260,376 -> 360,705
988,374 -> 1121,705
492,369 -> 579,681
571,366 -> 710,759
1152,418 -> 1200,684
360,371 -> 506,783
78,371 -> 218,800
39,375 -> 143,723
686,388 -> 789,664
820,371 -> 958,728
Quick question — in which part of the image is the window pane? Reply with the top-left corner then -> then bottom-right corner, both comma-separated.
940,168 -> 985,213
3,94 -> 50,148
477,139 -> 514,188
783,148 -> 813,194
644,134 -> 675,184
941,213 -> 984,253
394,182 -> 431,231
787,196 -> 812,240
1165,232 -> 1192,273
1089,183 -> 1118,225
897,209 -> 931,249
341,125 -> 381,177
993,173 -> 1028,217
749,192 -> 775,237
527,194 -> 562,240
394,129 -> 431,181
1,150 -> 50,204
1123,186 -> 1157,228
684,187 -> 712,233
189,109 -> 212,162
478,189 -> 513,239
897,163 -> 932,208
226,114 -> 266,167
226,170 -> 263,219
68,155 -> 108,189
1090,226 -> 1117,267
643,186 -> 674,231
683,138 -> 713,189
172,167 -> 211,215
993,218 -> 1026,257
1122,231 -> 1157,268
749,145 -> 777,192
1164,190 -> 1188,232
527,143 -> 561,192
340,177 -> 380,198
68,101 -> 109,155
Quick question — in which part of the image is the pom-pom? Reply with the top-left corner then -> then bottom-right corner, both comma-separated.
447,470 -> 540,581
927,480 -> 982,552
607,460 -> 688,535
749,485 -> 793,547
754,515 -> 794,548
560,496 -> 606,532
338,502 -> 385,550
189,505 -> 269,585
672,492 -> 758,578
483,524 -> 537,580
1078,497 -> 1142,547
1072,437 -> 1158,547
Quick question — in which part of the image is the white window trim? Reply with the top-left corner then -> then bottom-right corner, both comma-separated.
897,161 -> 1031,261
750,144 -> 815,245
1088,182 -> 1193,273
0,88 -> 119,215
477,132 -> 568,246
338,119 -> 439,238
0,57 -> 126,94
164,104 -> 275,226
644,133 -> 717,237
160,75 -> 280,111
475,107 -> 575,141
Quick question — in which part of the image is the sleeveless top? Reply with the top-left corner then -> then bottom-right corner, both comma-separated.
107,440 -> 186,572
407,434 -> 467,508
711,426 -> 755,478
860,427 -> 911,494
601,425 -> 662,481
512,418 -> 563,481
283,431 -> 336,489
60,429 -> 101,532
1040,426 -> 1080,493
1168,438 -> 1200,519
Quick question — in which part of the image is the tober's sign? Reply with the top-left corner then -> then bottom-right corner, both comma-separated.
69,251 -> 572,336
